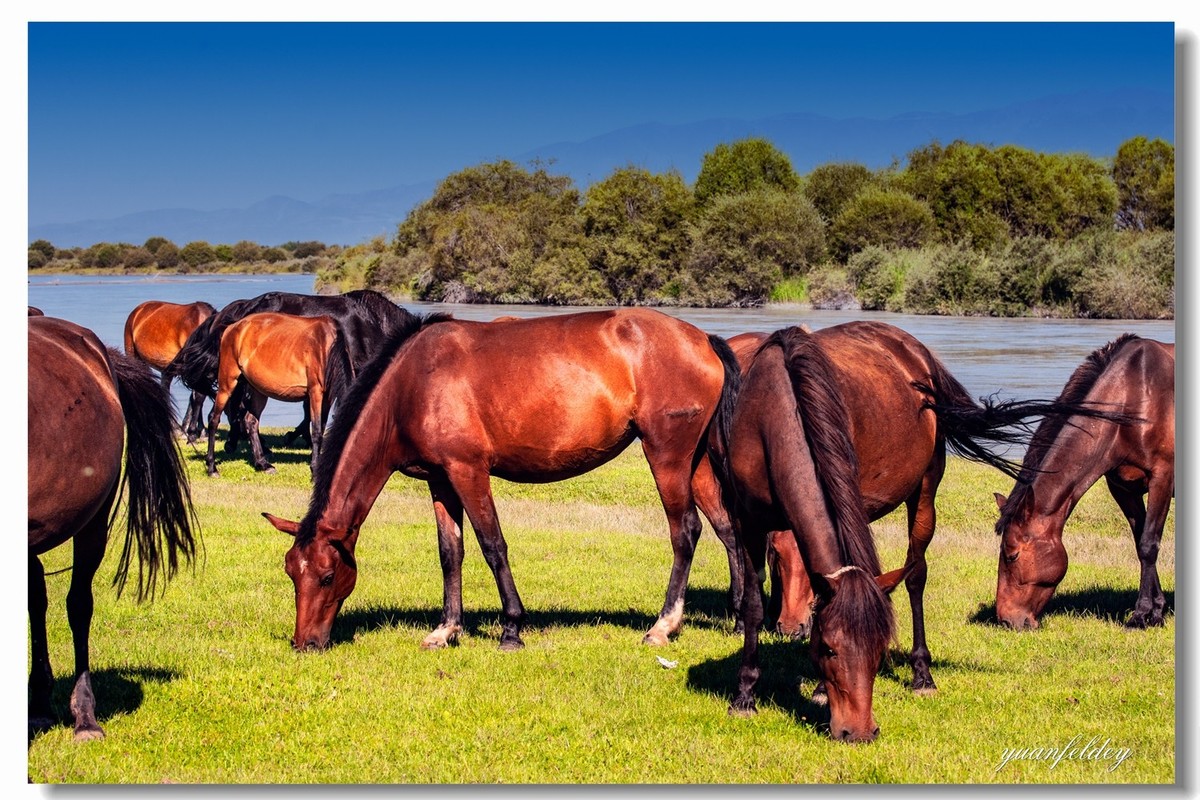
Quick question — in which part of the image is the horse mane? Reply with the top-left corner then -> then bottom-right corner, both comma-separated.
344,289 -> 415,338
298,311 -> 454,544
769,327 -> 880,576
995,333 -> 1143,535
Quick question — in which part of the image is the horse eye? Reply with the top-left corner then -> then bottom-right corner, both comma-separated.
319,572 -> 335,587
1003,551 -> 1019,564
821,644 -> 837,659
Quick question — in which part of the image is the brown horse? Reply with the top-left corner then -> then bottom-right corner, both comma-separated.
124,300 -> 217,444
263,309 -> 741,651
29,316 -> 199,741
206,312 -> 352,477
994,334 -> 1174,629
727,322 -> 1124,698
716,326 -> 905,742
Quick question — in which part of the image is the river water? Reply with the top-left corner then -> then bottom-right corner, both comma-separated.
28,272 -> 1176,429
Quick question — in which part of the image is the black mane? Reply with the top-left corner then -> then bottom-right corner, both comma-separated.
298,312 -> 454,544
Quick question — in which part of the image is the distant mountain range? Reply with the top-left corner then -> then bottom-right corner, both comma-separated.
30,87 -> 1173,249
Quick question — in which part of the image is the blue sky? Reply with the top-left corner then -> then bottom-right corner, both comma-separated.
23,20 -> 1178,227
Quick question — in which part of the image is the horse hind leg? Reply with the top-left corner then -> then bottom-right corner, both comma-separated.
730,522 -> 770,717
65,511 -> 111,741
641,442 -> 705,646
902,454 -> 945,696
28,554 -> 56,733
692,455 -> 745,632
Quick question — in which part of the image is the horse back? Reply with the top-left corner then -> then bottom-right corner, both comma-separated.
126,300 -> 216,368
1101,337 -> 1175,481
390,309 -> 725,480
220,312 -> 338,400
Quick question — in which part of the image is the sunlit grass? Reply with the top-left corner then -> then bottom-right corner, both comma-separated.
27,431 -> 1174,784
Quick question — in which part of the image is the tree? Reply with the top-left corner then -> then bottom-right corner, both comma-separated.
180,241 -> 217,268
683,189 -> 823,306
29,239 -> 56,260
898,140 -> 1007,249
829,187 -> 935,261
155,241 -> 181,269
582,166 -> 695,303
1113,136 -> 1174,231
693,138 -> 800,206
802,162 -> 877,222
143,236 -> 172,254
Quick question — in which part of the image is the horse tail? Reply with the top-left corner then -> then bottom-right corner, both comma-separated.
918,354 -> 1142,480
704,333 -> 741,463
107,347 -> 201,602
775,328 -> 880,577
322,325 -> 354,426
163,314 -> 221,396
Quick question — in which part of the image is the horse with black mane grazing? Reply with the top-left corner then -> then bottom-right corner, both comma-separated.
124,299 -> 217,443
165,289 -> 413,455
262,308 -> 743,652
715,325 -> 904,743
205,312 -> 353,476
723,321 -> 1132,703
994,334 -> 1173,630
29,315 -> 199,741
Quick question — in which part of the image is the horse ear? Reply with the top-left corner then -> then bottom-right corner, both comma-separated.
874,566 -> 909,595
262,512 -> 300,536
993,492 -> 1007,510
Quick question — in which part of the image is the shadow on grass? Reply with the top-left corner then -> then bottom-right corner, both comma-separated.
968,586 -> 1176,627
181,429 -> 314,467
29,666 -> 179,746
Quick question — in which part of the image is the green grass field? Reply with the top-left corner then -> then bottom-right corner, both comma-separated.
27,431 -> 1175,784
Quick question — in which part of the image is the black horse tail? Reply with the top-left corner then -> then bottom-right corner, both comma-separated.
704,333 -> 742,475
918,354 -> 1141,481
163,314 -> 221,397
321,325 -> 354,427
107,347 -> 201,602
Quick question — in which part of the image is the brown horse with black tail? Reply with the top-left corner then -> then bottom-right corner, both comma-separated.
715,325 -> 904,743
29,316 -> 200,741
205,312 -> 353,476
727,321 -> 1132,699
994,334 -> 1173,630
124,299 -> 217,444
263,308 -> 743,652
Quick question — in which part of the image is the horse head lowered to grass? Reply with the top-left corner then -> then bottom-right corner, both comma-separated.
994,334 -> 1173,630
263,308 -> 744,652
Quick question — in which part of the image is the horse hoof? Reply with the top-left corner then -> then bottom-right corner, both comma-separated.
73,725 -> 105,743
728,701 -> 757,718
912,686 -> 938,698
498,638 -> 525,652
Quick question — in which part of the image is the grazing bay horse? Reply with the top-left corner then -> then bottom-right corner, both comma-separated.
716,326 -> 902,743
263,309 -> 742,652
994,334 -> 1174,630
166,289 -> 413,458
205,312 -> 352,477
727,322 -> 1125,697
124,299 -> 217,443
29,316 -> 199,741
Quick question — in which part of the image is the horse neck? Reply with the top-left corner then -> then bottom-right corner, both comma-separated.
1019,415 -> 1122,530
307,397 -> 402,542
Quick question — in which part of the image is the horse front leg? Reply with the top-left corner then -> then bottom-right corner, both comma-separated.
902,454 -> 944,696
65,513 -> 110,741
184,390 -> 207,444
241,389 -> 274,473
449,468 -> 526,651
730,523 -> 769,716
767,530 -> 814,638
28,554 -> 55,733
422,479 -> 466,649
1109,474 -> 1173,628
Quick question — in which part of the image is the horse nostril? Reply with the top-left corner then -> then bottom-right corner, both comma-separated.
871,726 -> 880,741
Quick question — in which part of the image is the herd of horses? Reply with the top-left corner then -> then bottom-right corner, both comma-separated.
28,290 -> 1174,745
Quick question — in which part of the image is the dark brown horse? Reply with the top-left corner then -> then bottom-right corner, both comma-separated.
124,300 -> 217,443
994,334 -> 1174,630
716,326 -> 904,743
29,316 -> 199,741
206,312 -> 352,477
263,309 -> 741,651
726,322 -> 1125,698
